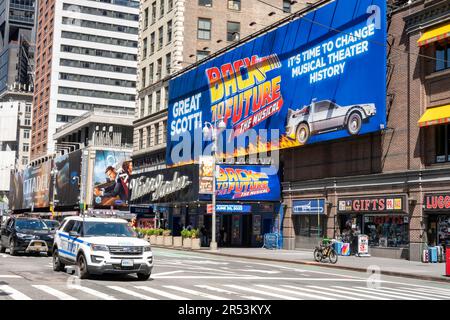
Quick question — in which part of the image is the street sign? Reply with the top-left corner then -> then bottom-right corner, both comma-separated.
357,234 -> 371,257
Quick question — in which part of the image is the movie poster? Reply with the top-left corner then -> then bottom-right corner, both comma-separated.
92,151 -> 132,208
22,161 -> 52,209
54,150 -> 82,207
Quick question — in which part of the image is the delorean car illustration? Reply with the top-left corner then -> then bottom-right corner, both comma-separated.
285,99 -> 376,145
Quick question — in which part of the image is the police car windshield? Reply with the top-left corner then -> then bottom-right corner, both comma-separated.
16,219 -> 48,231
83,222 -> 136,237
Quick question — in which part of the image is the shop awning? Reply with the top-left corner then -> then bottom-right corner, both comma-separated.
417,23 -> 450,47
418,105 -> 450,127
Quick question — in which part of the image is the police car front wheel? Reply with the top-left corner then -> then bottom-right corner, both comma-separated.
77,254 -> 90,279
53,248 -> 65,272
137,272 -> 151,281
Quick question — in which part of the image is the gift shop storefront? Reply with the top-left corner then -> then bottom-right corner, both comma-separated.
336,195 -> 410,258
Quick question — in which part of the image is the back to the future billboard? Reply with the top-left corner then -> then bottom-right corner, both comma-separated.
167,0 -> 387,166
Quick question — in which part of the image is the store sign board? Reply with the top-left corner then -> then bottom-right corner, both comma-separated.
424,194 -> 450,211
292,199 -> 326,215
215,204 -> 252,213
166,0 -> 387,166
337,195 -> 407,213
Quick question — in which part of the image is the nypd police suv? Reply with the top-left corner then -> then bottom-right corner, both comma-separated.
53,216 -> 153,280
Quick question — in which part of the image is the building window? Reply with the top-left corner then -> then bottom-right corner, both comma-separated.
165,52 -> 171,75
294,215 -> 326,238
164,85 -> 169,108
23,130 -> 30,139
227,0 -> 240,11
150,32 -> 155,55
435,123 -> 450,163
283,0 -> 291,13
435,43 -> 450,72
157,58 -> 162,80
22,157 -> 28,165
139,129 -> 144,149
227,21 -> 240,42
168,0 -> 173,12
196,50 -> 210,61
158,26 -> 164,50
144,8 -> 149,28
198,18 -> 211,40
146,126 -> 152,147
24,116 -> 31,126
23,143 -> 29,152
148,93 -> 154,113
160,0 -> 164,17
199,0 -> 212,7
149,63 -> 154,84
167,20 -> 172,43
156,90 -> 161,110
140,97 -> 145,117
141,67 -> 146,87
151,1 -> 156,24
142,37 -> 147,59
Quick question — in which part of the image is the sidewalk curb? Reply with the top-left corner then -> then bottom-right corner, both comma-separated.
152,245 -> 450,283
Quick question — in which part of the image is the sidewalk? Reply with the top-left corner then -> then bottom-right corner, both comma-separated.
154,246 -> 450,283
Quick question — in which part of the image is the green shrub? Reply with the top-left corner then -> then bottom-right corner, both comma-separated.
163,229 -> 171,236
181,229 -> 191,239
190,229 -> 200,239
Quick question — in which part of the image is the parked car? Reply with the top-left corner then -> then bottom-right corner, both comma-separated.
285,100 -> 377,144
0,216 -> 55,256
53,216 -> 153,280
43,219 -> 61,231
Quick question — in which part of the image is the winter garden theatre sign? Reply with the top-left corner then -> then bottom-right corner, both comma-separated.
129,171 -> 192,202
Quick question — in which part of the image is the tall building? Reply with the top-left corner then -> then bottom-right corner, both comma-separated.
30,0 -> 139,160
134,0 -> 312,173
0,0 -> 38,95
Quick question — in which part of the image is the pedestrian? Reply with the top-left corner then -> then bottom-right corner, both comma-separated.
200,225 -> 207,246
187,223 -> 193,231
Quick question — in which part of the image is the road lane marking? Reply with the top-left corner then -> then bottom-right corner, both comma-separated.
0,275 -> 22,278
305,286 -> 364,300
163,286 -> 229,300
352,286 -> 418,300
369,287 -> 440,300
151,276 -> 382,281
224,285 -> 298,300
107,286 -> 156,300
33,285 -> 78,300
333,286 -> 410,300
0,254 -> 8,258
398,287 -> 450,298
0,285 -> 31,300
151,271 -> 184,277
69,285 -> 117,300
135,286 -> 190,300
195,285 -> 265,300
257,285 -> 335,300
236,269 -> 280,274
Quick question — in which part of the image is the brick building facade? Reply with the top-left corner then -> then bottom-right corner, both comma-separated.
281,0 -> 450,260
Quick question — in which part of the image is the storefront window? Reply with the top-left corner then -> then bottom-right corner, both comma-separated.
435,124 -> 450,163
363,215 -> 409,248
427,215 -> 450,248
294,215 -> 326,238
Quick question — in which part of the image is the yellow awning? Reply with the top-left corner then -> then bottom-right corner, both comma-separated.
418,105 -> 450,127
417,23 -> 450,46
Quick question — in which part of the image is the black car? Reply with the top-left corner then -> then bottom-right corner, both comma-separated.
0,217 -> 54,256
43,219 -> 61,231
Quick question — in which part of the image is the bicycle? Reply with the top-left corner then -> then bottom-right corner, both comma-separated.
313,240 -> 338,264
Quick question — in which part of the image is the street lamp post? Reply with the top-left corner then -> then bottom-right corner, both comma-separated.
203,119 -> 226,251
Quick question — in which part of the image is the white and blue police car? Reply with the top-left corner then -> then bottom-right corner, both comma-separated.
53,215 -> 153,280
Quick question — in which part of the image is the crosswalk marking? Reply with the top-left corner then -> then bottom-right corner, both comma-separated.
33,285 -> 78,300
328,286 -> 388,300
0,285 -> 31,300
0,275 -> 22,278
257,284 -> 335,300
135,286 -> 190,300
69,285 -> 117,300
399,287 -> 450,298
224,285 -> 298,300
164,285 -> 229,300
108,286 -> 156,300
404,286 -> 450,295
333,286 -> 413,300
305,286 -> 363,300
371,287 -> 441,300
195,285 -> 265,300
152,271 -> 184,277
353,286 -> 434,300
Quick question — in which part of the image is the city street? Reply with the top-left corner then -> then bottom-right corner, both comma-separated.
0,247 -> 449,300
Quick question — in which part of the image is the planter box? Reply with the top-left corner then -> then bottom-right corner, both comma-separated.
149,235 -> 157,245
182,238 -> 192,248
191,238 -> 201,250
173,236 -> 182,248
163,236 -> 173,246
156,235 -> 164,246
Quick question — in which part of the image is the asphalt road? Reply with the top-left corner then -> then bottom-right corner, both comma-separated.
0,248 -> 449,300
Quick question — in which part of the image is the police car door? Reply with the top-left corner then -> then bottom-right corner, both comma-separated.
66,221 -> 83,262
59,220 -> 76,260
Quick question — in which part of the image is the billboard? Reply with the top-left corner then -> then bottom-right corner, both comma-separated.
92,151 -> 132,208
22,161 -> 52,209
167,0 -> 386,166
199,155 -> 214,194
54,150 -> 82,207
215,165 -> 280,201
9,170 -> 24,211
